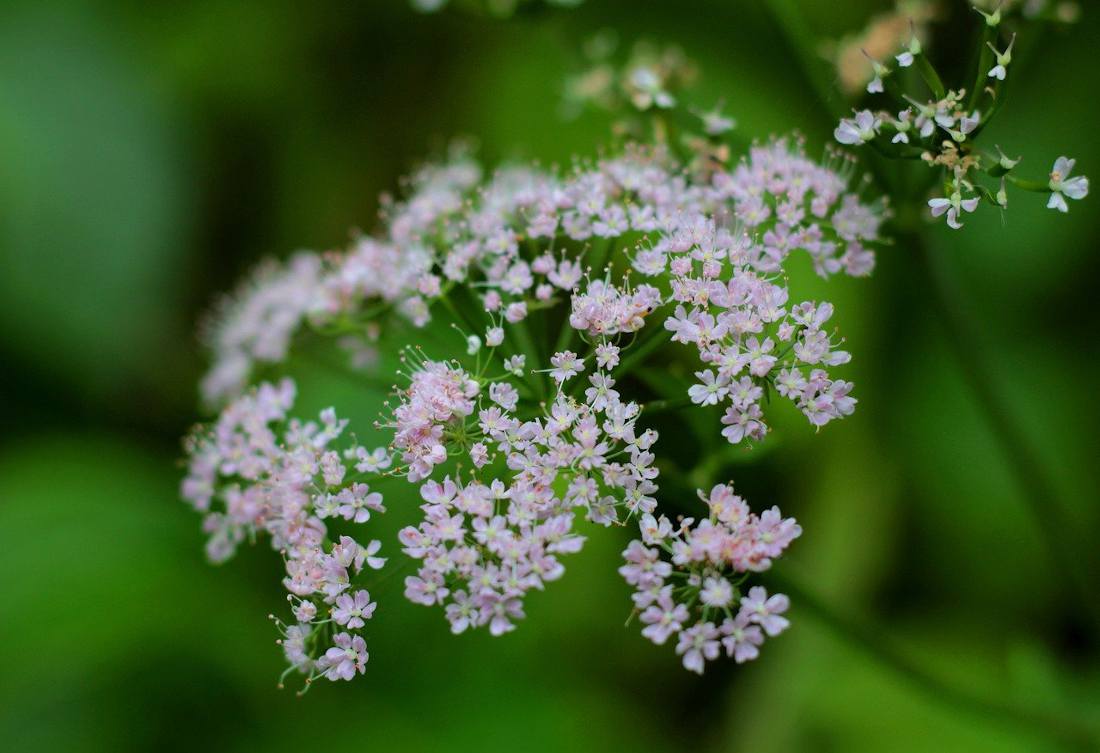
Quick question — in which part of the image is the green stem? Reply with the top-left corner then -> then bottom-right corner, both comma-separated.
762,3 -> 1100,735
634,365 -> 717,452
293,338 -> 396,394
553,315 -> 577,356
967,23 -> 997,112
915,53 -> 946,101
640,395 -> 692,416
772,569 -> 1099,750
438,289 -> 482,339
588,237 -> 615,276
762,0 -> 897,196
761,0 -> 846,121
508,316 -> 548,400
1005,174 -> 1050,192
905,229 -> 1100,629
613,323 -> 672,379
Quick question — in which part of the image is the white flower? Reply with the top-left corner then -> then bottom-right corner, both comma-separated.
994,145 -> 1019,171
949,110 -> 980,142
700,577 -> 734,608
906,97 -> 937,138
549,351 -> 583,383
893,32 -> 919,67
688,369 -> 729,406
987,34 -> 1015,80
929,191 -> 979,229
628,66 -> 674,110
862,51 -> 890,94
834,110 -> 880,146
354,447 -> 392,473
503,354 -> 525,376
697,104 -> 735,136
891,109 -> 913,144
1047,156 -> 1089,212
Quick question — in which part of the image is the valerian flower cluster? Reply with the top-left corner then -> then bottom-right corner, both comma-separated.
833,1 -> 1088,228
183,119 -> 887,684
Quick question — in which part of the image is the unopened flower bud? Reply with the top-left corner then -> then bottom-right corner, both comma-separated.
977,6 -> 1001,27
998,146 -> 1019,171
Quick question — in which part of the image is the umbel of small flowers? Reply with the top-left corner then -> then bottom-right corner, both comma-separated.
391,343 -> 659,637
833,4 -> 1088,228
181,379 -> 392,689
182,122 -> 887,682
621,484 -> 800,673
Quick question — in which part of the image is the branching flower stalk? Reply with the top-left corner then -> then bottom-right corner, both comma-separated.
178,2 -> 1094,745
759,0 -> 1097,744
871,5 -> 1094,623
767,0 -> 1094,599
183,135 -> 885,686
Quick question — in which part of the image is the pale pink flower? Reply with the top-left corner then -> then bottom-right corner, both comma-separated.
741,586 -> 790,637
319,632 -> 368,681
675,621 -> 721,674
332,590 -> 377,629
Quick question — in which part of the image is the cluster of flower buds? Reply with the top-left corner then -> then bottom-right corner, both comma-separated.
184,108 -> 886,680
620,483 -> 800,672
181,379 -> 393,688
569,278 -> 662,336
833,3 -> 1088,228
389,356 -> 481,482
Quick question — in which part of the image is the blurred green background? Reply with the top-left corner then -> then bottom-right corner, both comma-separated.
2,1 -> 1098,751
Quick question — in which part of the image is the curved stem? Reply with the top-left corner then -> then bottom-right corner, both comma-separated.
761,0 -> 898,198
641,395 -> 693,416
1005,174 -> 1050,192
915,53 -> 946,100
967,23 -> 997,112
507,317 -> 548,400
761,0 -> 846,122
438,288 -> 482,338
614,323 -> 672,378
906,230 -> 1100,627
771,569 -> 1099,750
760,1 -> 1099,736
763,0 -> 1096,627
